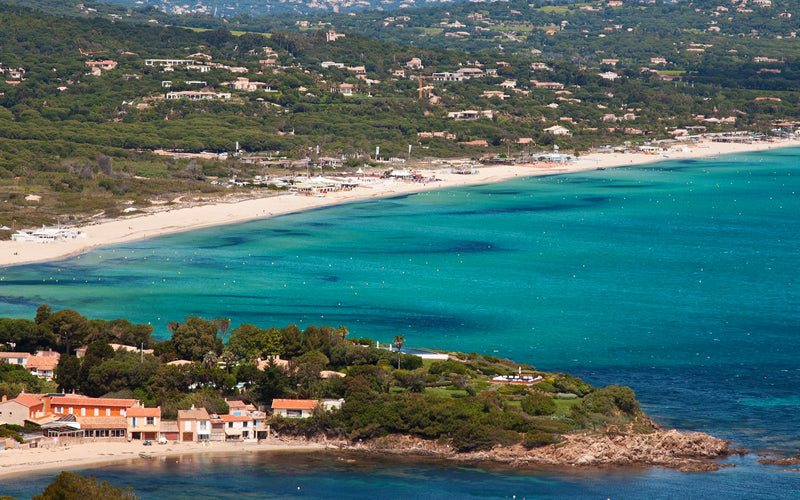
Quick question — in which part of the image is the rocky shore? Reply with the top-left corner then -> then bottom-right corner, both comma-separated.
352,428 -> 733,472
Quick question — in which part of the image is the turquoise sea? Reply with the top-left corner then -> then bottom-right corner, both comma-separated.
1,148 -> 799,498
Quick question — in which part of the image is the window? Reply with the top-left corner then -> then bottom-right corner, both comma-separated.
199,421 -> 208,430
94,408 -> 99,416
146,417 -> 155,426
68,407 -> 73,415
184,421 -> 191,431
228,422 -> 234,428
106,409 -> 111,416
81,408 -> 85,416
132,417 -> 137,428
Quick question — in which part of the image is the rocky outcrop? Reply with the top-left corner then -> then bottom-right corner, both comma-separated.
354,429 -> 732,472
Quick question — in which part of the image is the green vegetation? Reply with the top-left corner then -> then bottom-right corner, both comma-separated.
2,306 -> 655,451
31,471 -> 137,500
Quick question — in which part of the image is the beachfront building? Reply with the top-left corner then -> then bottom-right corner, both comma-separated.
177,407 -> 211,442
127,406 -> 161,441
76,414 -> 127,438
45,395 -> 139,418
271,399 -> 318,418
220,414 -> 254,441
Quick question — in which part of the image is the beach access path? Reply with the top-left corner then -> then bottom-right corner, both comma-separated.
2,137 -> 798,268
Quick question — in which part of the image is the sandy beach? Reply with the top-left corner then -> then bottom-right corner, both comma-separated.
2,137 -> 798,268
0,437 -> 325,480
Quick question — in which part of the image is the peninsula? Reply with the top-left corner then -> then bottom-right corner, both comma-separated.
0,312 -> 733,481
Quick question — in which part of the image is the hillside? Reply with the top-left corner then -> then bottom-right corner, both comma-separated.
1,0 -> 799,231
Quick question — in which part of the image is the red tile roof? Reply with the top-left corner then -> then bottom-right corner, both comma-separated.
271,399 -> 317,410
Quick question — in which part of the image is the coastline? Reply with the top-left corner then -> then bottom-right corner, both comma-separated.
2,137 -> 798,268
0,426 -> 732,482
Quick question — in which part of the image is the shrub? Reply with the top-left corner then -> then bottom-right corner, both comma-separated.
522,431 -> 560,449
521,393 -> 557,416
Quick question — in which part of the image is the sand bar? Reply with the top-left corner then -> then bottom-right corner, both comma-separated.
0,438 -> 325,480
2,137 -> 798,268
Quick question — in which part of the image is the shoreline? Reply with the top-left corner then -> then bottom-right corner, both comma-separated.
2,137 -> 798,268
0,438 -> 326,481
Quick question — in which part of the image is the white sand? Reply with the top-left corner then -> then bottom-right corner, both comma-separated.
2,137 -> 798,268
0,438 -> 326,480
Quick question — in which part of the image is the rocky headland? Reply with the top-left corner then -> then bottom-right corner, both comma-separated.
351,428 -> 733,472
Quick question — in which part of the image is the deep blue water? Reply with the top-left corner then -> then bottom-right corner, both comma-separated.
1,148 -> 799,498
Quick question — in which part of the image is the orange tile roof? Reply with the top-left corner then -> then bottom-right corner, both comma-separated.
271,399 -> 317,410
76,416 -> 127,429
12,394 -> 44,407
177,408 -> 210,420
51,396 -> 139,407
220,414 -> 251,422
226,400 -> 247,409
127,407 -> 161,418
27,356 -> 59,371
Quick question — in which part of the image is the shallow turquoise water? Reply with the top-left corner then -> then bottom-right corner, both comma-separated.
1,148 -> 799,498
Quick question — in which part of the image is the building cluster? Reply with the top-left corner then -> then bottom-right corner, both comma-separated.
0,390 -> 343,445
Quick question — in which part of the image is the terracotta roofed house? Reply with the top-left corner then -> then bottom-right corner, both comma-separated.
0,393 -> 45,426
271,399 -> 318,418
127,406 -> 161,440
177,407 -> 211,442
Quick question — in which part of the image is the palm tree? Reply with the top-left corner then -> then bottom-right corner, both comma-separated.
393,335 -> 405,369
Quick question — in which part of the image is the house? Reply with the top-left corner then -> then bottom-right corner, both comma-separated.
599,72 -> 620,81
177,407 -> 211,442
455,67 -> 484,79
26,351 -> 59,380
85,60 -> 117,71
530,80 -> 564,90
337,83 -> 355,96
481,90 -> 510,100
326,30 -> 346,42
530,62 -> 552,71
127,406 -> 161,440
0,393 -> 44,426
406,58 -> 423,70
271,399 -> 317,419
544,125 -> 572,136
0,352 -> 30,367
431,72 -> 463,82
220,414 -> 254,440
447,110 -> 494,120
226,77 -> 269,92
165,91 -> 231,101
